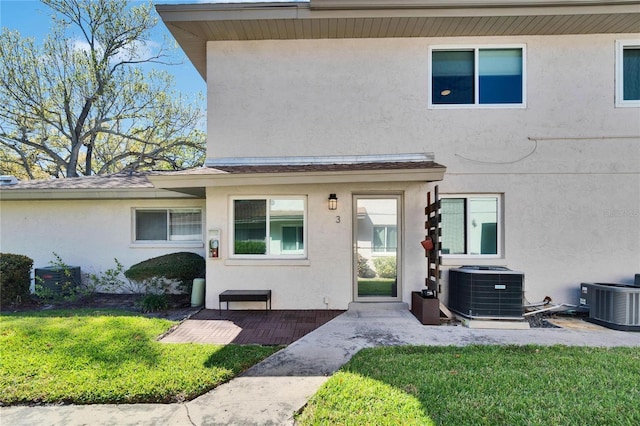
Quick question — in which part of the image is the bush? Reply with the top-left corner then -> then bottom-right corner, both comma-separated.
0,253 -> 33,307
87,258 -> 144,294
139,293 -> 169,312
372,256 -> 396,279
357,254 -> 377,278
124,252 -> 205,294
234,241 -> 266,255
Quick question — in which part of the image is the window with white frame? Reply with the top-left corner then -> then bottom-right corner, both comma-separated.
440,195 -> 501,257
616,41 -> 640,107
430,45 -> 525,107
232,197 -> 306,257
135,209 -> 202,242
373,225 -> 397,253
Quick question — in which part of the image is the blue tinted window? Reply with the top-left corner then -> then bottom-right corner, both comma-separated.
479,49 -> 523,104
432,50 -> 474,104
431,47 -> 523,106
623,47 -> 640,101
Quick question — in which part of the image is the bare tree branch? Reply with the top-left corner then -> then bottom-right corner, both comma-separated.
0,0 -> 204,179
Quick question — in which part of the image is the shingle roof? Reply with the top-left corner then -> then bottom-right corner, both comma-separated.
1,155 -> 446,198
154,161 -> 445,176
0,172 -> 154,190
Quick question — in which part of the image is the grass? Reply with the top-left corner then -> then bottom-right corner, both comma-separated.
357,278 -> 395,296
297,345 -> 640,425
0,309 -> 280,405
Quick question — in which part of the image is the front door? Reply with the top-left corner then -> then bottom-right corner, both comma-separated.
354,194 -> 402,301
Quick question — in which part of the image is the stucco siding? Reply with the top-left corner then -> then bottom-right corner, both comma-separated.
0,199 -> 206,290
204,32 -> 639,309
206,34 -> 639,170
204,182 -> 428,310
439,173 -> 640,305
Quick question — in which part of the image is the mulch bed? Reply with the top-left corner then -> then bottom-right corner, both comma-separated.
1,293 -> 194,319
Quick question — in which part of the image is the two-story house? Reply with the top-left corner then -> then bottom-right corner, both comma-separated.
2,0 -> 638,312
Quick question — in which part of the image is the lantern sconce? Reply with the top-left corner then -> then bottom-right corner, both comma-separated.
328,193 -> 338,210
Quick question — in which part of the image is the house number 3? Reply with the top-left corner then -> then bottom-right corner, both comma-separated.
336,216 -> 341,223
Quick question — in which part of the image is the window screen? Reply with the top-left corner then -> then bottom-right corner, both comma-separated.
136,210 -> 168,241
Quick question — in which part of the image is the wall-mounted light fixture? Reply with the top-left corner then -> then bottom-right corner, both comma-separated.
328,193 -> 338,210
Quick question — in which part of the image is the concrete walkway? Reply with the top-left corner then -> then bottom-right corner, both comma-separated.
3,303 -> 640,426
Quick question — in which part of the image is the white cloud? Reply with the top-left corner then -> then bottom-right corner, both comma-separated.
70,38 -> 161,64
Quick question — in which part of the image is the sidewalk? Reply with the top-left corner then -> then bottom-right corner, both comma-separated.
3,304 -> 640,426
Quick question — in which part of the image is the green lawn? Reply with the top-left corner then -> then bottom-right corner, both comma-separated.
297,345 -> 640,425
357,278 -> 395,296
0,309 -> 280,405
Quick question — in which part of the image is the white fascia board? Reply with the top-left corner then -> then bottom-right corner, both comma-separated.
310,0 -> 640,10
0,188 -> 199,201
204,153 -> 435,167
149,167 -> 446,189
156,2 -> 305,21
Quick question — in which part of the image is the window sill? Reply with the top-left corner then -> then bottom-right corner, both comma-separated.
428,104 -> 526,110
130,242 -> 204,249
224,258 -> 311,267
615,102 -> 640,108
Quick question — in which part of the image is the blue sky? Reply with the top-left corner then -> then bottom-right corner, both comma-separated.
1,0 -> 303,98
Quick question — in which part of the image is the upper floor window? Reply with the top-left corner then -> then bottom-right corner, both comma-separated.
135,208 -> 202,242
441,195 -> 501,257
616,40 -> 640,107
232,197 -> 306,258
430,45 -> 525,108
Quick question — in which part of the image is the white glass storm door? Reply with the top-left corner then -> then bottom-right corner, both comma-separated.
354,195 -> 402,302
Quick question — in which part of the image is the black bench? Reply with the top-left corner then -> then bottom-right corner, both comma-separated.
219,290 -> 272,314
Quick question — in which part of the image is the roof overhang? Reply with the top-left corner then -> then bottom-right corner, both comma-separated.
0,173 -> 205,200
156,0 -> 640,80
0,188 -> 202,201
148,153 -> 446,190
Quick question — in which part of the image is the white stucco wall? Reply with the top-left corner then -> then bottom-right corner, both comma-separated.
0,198 -> 206,291
207,34 -> 639,164
204,182 -> 427,310
204,33 -> 640,309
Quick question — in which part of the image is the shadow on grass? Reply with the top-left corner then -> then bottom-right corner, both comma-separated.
202,344 -> 284,382
299,345 -> 640,426
1,309 -> 281,405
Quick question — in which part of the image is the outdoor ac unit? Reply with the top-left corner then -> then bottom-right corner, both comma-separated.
448,266 -> 524,320
582,282 -> 640,331
34,266 -> 81,293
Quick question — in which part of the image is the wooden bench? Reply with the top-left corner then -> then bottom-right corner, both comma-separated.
219,290 -> 272,314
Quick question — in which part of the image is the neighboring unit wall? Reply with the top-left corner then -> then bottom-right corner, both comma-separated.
0,199 -> 206,290
206,33 -> 640,306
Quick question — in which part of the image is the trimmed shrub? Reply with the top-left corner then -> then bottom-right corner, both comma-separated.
373,256 -> 396,279
0,253 -> 33,307
357,254 -> 377,278
124,252 -> 205,294
234,241 -> 266,255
